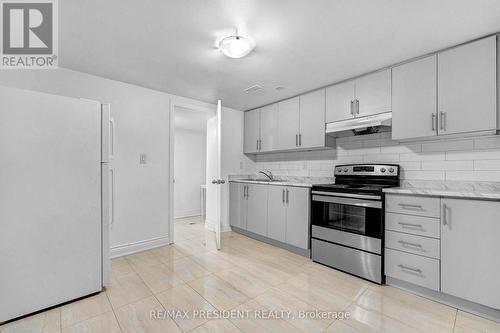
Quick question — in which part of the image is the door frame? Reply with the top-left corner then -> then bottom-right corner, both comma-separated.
168,99 -> 215,244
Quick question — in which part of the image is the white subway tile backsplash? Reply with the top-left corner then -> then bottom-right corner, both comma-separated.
400,151 -> 445,161
421,160 -> 473,171
446,171 -> 500,182
474,160 -> 500,170
446,149 -> 500,161
401,170 -> 446,181
253,132 -> 500,182
380,143 -> 421,154
474,136 -> 500,150
398,161 -> 421,171
421,139 -> 474,152
362,154 -> 399,163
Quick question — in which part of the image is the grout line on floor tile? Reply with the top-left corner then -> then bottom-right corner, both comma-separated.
452,308 -> 458,332
104,291 -> 124,333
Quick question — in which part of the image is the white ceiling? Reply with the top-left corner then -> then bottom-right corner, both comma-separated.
60,0 -> 500,110
174,106 -> 209,132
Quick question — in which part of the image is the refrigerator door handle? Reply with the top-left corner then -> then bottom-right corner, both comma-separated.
110,168 -> 115,227
110,118 -> 116,158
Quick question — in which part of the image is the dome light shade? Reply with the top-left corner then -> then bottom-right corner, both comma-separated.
218,35 -> 254,59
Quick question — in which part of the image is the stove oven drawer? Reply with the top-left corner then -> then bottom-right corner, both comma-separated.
312,239 -> 382,284
385,230 -> 440,259
385,248 -> 440,291
386,194 -> 441,218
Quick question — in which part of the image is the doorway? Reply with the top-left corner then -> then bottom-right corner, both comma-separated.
171,105 -> 210,243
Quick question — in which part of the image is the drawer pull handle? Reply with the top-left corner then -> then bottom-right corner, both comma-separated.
398,264 -> 422,274
398,203 -> 423,210
398,222 -> 424,230
398,240 -> 423,248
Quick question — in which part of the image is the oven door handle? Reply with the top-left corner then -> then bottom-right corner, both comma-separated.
312,195 -> 382,209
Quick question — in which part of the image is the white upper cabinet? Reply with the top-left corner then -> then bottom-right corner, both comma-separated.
441,198 -> 500,310
438,36 -> 497,135
244,109 -> 260,153
277,97 -> 300,150
355,69 -> 392,117
260,103 -> 279,152
392,55 -> 437,140
299,89 -> 326,149
326,80 -> 355,123
326,69 -> 391,123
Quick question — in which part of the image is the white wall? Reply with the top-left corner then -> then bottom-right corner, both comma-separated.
174,128 -> 206,218
254,132 -> 500,182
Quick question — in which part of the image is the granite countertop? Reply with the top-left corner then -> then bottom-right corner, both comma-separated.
383,180 -> 500,200
228,175 -> 334,188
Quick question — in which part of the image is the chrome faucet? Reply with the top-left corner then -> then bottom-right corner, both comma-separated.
258,170 -> 273,180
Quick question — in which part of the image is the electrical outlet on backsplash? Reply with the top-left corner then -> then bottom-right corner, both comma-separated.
253,132 -> 500,182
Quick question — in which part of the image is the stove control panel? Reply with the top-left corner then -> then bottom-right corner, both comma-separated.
334,164 -> 399,176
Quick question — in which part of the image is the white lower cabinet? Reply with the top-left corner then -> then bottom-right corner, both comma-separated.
385,248 -> 440,291
267,186 -> 287,242
267,186 -> 310,249
441,198 -> 500,310
229,182 -> 247,229
385,193 -> 500,311
285,187 -> 310,249
229,182 -> 310,251
245,184 -> 269,236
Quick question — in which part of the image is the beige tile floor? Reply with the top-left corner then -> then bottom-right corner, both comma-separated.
2,215 -> 500,333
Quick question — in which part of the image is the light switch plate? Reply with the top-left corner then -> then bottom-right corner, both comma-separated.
140,153 -> 147,164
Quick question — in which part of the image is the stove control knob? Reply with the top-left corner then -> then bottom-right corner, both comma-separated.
336,168 -> 342,173
380,167 -> 386,173
388,167 -> 395,173
343,168 -> 348,172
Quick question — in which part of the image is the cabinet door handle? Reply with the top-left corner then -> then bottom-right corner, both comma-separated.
440,111 -> 446,130
295,134 -> 298,147
432,113 -> 436,131
355,99 -> 359,115
442,203 -> 448,225
350,100 -> 354,115
282,189 -> 285,204
398,222 -> 424,230
299,134 -> 302,146
398,240 -> 423,248
286,189 -> 289,204
398,203 -> 423,210
398,264 -> 422,274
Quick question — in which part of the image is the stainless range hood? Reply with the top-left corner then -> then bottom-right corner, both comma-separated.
326,112 -> 392,136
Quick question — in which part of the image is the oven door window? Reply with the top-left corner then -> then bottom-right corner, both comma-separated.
312,198 -> 382,238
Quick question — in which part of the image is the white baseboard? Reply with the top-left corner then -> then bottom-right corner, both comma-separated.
110,235 -> 170,258
174,209 -> 201,219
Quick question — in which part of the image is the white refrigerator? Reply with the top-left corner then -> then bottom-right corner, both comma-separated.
0,86 -> 111,323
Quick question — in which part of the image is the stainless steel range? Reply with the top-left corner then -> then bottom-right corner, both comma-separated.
310,164 -> 400,284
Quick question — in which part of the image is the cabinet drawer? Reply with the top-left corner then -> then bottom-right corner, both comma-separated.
385,212 -> 440,238
386,194 -> 440,217
385,231 -> 440,259
385,248 -> 440,291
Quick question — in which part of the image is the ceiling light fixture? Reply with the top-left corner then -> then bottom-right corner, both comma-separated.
218,30 -> 255,59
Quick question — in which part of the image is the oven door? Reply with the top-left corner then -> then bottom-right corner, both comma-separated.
311,192 -> 383,252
